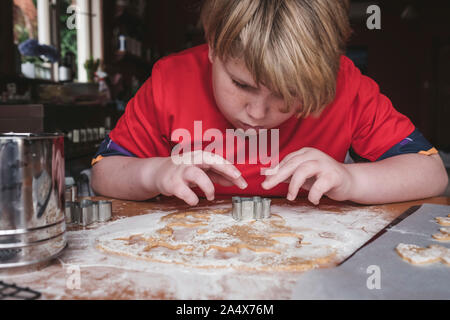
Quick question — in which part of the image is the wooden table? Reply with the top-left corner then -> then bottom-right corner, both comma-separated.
103,195 -> 450,219
0,196 -> 448,300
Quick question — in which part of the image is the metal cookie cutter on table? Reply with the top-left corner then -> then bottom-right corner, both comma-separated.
232,196 -> 271,221
65,200 -> 112,226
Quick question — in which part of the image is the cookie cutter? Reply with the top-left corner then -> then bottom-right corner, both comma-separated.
232,196 -> 271,221
65,200 -> 112,226
64,185 -> 78,202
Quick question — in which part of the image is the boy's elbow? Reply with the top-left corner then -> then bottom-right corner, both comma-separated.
90,164 -> 104,196
431,154 -> 448,196
437,169 -> 449,196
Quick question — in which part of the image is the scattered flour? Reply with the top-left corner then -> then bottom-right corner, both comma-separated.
0,203 -> 391,299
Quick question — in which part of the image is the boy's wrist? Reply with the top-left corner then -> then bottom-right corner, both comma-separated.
342,163 -> 363,202
140,157 -> 170,196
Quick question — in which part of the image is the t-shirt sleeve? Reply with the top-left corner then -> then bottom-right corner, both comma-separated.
105,64 -> 171,161
91,134 -> 137,166
348,67 -> 416,162
377,128 -> 438,161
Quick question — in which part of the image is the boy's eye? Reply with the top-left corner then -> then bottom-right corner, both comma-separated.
232,80 -> 249,89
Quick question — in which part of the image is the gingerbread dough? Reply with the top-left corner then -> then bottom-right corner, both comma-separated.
96,208 -> 336,272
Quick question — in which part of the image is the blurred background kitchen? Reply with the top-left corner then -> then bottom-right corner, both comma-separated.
0,0 -> 449,197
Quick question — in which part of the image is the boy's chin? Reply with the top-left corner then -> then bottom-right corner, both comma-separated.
235,129 -> 258,137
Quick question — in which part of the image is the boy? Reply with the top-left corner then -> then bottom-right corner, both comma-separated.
91,0 -> 447,206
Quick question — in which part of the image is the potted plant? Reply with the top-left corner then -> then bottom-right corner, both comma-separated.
84,57 -> 100,83
18,39 -> 60,80
21,56 -> 40,79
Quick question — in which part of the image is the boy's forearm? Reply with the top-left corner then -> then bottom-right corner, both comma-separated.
346,153 -> 448,204
91,156 -> 166,201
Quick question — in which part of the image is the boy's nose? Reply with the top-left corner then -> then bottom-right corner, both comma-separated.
246,100 -> 268,121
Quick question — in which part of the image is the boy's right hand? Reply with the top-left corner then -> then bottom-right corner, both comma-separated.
152,151 -> 247,206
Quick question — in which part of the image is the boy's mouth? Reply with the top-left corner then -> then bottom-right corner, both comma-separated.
238,121 -> 266,131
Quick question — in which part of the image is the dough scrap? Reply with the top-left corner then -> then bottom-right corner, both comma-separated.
396,243 -> 450,266
435,216 -> 450,226
432,228 -> 450,241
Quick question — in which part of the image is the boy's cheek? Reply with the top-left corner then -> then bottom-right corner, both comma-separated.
214,91 -> 245,119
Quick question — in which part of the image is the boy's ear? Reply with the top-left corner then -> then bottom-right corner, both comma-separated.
207,44 -> 215,64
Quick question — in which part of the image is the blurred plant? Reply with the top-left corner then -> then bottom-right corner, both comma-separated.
21,55 -> 42,65
84,57 -> 100,83
59,0 -> 77,63
14,24 -> 32,46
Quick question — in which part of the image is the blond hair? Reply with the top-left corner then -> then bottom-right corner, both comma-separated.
201,0 -> 352,117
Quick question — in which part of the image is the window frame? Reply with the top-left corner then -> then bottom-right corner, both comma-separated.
28,0 -> 103,82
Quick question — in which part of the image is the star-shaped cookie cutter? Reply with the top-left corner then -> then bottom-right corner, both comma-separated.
232,196 -> 271,221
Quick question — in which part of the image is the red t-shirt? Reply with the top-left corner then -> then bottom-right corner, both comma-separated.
109,44 -> 415,197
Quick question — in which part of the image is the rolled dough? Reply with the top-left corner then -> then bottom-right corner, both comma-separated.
96,208 -> 336,272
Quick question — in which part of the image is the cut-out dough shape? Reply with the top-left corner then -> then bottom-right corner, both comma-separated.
396,243 -> 450,266
432,228 -> 450,241
435,216 -> 450,226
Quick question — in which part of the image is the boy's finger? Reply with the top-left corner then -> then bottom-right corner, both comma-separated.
277,148 -> 310,168
271,148 -> 317,178
308,177 -> 333,205
208,164 -> 248,189
287,165 -> 320,201
172,183 -> 200,206
262,158 -> 303,190
207,171 -> 235,187
263,156 -> 320,190
183,167 -> 215,201
195,151 -> 247,188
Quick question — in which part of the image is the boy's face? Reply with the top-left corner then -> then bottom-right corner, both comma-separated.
208,48 -> 298,132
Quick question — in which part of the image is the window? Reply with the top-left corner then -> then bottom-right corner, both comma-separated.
13,0 -> 103,82
13,0 -> 38,45
60,0 -> 78,79
63,0 -> 103,82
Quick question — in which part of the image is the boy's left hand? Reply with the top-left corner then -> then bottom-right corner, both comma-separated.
261,147 -> 354,205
